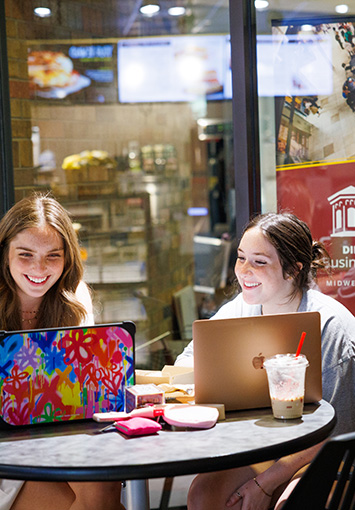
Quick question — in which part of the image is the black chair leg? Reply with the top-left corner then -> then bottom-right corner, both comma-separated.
159,477 -> 174,510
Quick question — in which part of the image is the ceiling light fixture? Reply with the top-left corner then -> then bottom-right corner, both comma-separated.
335,4 -> 349,13
168,6 -> 186,16
254,0 -> 269,10
140,0 -> 160,16
34,6 -> 52,17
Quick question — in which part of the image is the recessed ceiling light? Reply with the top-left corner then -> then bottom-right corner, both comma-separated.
140,2 -> 160,16
335,4 -> 349,13
254,0 -> 269,10
34,6 -> 52,17
168,6 -> 186,16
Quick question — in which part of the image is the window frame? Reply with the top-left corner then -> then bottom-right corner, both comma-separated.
229,0 -> 261,240
0,0 -> 15,214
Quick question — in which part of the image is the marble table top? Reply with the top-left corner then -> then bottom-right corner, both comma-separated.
0,399 -> 335,481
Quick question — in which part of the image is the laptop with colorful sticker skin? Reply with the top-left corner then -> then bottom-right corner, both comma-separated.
0,322 -> 135,427
193,311 -> 322,411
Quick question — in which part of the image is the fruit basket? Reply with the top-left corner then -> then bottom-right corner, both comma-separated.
62,150 -> 116,184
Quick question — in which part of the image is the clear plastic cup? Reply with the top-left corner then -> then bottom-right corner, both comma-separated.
263,354 -> 309,419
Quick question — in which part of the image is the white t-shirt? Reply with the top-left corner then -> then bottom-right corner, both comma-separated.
175,289 -> 355,436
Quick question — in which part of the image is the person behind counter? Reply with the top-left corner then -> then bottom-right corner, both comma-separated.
0,193 -> 125,510
176,212 -> 355,510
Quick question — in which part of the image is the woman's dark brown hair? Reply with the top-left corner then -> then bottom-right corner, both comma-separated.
243,212 -> 331,292
0,193 -> 88,330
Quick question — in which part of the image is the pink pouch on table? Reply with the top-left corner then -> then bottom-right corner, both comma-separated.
114,417 -> 162,437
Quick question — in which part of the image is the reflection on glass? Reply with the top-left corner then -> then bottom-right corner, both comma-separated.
256,4 -> 355,317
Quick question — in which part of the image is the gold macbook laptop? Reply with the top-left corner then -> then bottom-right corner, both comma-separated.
193,311 -> 322,411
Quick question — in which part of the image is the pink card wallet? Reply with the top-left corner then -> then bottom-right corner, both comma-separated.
114,417 -> 162,437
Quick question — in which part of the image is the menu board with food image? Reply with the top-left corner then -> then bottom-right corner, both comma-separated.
117,34 -> 231,103
28,43 -> 117,103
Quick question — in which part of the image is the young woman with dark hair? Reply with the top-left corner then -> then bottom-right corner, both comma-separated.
176,212 -> 355,510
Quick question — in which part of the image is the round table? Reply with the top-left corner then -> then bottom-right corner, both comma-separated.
0,399 -> 336,481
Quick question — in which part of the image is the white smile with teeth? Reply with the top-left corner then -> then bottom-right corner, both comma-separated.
27,275 -> 48,284
244,282 -> 261,288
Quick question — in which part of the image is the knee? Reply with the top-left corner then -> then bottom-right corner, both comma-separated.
188,474 -> 216,510
187,475 -> 202,510
70,481 -> 123,510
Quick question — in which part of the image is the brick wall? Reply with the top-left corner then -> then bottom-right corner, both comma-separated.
5,0 -> 39,201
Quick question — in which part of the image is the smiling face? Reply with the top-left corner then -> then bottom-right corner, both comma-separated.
8,226 -> 65,309
234,227 -> 302,314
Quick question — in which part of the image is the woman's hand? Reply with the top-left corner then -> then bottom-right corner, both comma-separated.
225,443 -> 323,509
226,477 -> 272,509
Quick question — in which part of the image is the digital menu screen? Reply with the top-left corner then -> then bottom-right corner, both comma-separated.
117,34 -> 232,103
27,32 -> 333,104
28,43 -> 117,103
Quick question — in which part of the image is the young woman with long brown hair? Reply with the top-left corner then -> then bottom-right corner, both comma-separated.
0,193 -> 124,510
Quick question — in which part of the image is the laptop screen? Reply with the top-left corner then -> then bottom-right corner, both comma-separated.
0,322 -> 135,426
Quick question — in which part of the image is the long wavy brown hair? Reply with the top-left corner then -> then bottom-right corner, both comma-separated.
0,193 -> 88,330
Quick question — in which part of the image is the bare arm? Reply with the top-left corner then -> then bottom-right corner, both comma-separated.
256,441 -> 324,492
226,441 -> 325,508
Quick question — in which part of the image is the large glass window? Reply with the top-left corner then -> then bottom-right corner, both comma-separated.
5,0 -> 236,368
256,0 -> 355,317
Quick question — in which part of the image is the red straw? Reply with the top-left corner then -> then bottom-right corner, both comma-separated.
295,331 -> 306,357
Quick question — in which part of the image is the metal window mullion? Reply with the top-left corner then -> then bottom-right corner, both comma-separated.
0,0 -> 15,215
229,0 -> 261,241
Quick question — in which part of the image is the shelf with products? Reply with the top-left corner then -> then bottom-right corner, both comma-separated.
61,173 -> 190,292
61,194 -> 151,332
62,193 -> 151,287
58,167 -> 194,370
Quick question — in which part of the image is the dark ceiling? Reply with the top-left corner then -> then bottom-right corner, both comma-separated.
28,0 -> 355,41
29,0 -> 230,40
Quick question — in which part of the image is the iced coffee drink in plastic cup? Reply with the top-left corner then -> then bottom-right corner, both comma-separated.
263,354 -> 309,419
